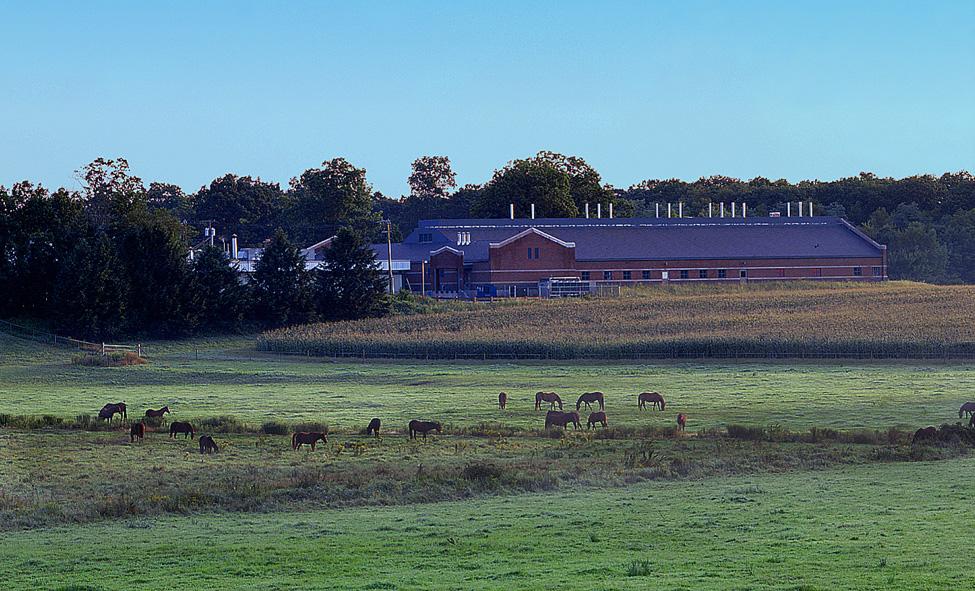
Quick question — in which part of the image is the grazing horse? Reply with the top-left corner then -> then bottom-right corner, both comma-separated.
545,410 -> 581,430
98,402 -> 127,421
130,421 -> 146,442
970,414 -> 975,429
912,426 -> 939,445
170,421 -> 195,439
576,392 -> 605,411
292,432 -> 328,450
587,411 -> 608,430
199,435 -> 219,454
498,392 -> 507,410
145,406 -> 170,418
409,420 -> 442,440
638,392 -> 666,411
677,413 -> 687,432
535,392 -> 563,411
959,402 -> 975,418
367,418 -> 382,438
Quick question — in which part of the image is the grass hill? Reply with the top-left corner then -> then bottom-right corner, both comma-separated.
259,281 -> 975,359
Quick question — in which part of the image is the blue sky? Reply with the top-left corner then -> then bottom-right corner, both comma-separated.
1,0 -> 973,197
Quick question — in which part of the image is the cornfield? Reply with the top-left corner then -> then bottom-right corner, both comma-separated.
258,281 -> 975,359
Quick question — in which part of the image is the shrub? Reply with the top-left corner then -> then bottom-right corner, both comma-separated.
71,352 -> 147,367
260,421 -> 289,435
293,421 -> 329,434
461,462 -> 504,482
726,424 -> 765,441
627,560 -> 654,577
200,415 -> 248,433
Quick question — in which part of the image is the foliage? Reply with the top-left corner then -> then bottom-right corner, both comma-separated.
287,158 -> 378,244
312,227 -> 389,321
191,246 -> 252,332
472,156 -> 578,218
193,174 -> 286,245
52,233 -> 130,339
251,229 -> 316,327
408,155 -> 457,199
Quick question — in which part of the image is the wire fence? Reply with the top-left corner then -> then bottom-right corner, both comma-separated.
0,319 -> 146,357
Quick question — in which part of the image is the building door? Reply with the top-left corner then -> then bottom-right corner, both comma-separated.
661,271 -> 669,281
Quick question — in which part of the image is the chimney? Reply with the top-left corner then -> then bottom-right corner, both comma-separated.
808,201 -> 813,216
667,203 -> 672,218
531,203 -> 535,219
709,203 -> 713,218
231,234 -> 238,259
798,201 -> 803,217
655,203 -> 659,218
787,202 -> 792,217
609,203 -> 613,218
731,202 -> 736,217
597,203 -> 602,218
510,203 -> 515,219
585,203 -> 589,218
743,203 -> 747,218
678,202 -> 683,217
720,202 -> 725,218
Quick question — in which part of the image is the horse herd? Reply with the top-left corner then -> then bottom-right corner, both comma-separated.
99,396 -> 975,453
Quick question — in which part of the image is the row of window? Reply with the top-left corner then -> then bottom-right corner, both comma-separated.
578,267 -> 882,281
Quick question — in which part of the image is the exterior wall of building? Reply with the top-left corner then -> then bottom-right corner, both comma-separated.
429,249 -> 465,292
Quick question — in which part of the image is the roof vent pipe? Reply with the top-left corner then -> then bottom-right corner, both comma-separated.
655,203 -> 659,218
720,202 -> 725,218
798,201 -> 803,217
732,202 -> 736,217
585,203 -> 589,218
743,203 -> 747,218
510,203 -> 515,219
678,202 -> 683,217
597,203 -> 602,218
609,203 -> 613,218
709,203 -> 713,218
531,203 -> 535,219
787,202 -> 792,217
808,201 -> 813,216
667,203 -> 672,218
231,234 -> 238,259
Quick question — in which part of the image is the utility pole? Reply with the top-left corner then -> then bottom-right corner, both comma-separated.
421,260 -> 426,295
385,219 -> 394,295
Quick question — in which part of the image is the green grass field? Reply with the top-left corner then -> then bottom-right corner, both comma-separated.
3,457 -> 974,590
3,334 -> 975,589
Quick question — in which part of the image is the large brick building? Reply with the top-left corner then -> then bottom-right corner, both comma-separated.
307,216 -> 888,296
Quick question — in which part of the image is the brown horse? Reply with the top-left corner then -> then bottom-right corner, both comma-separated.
587,411 -> 607,429
292,432 -> 328,450
145,406 -> 170,418
970,415 -> 975,429
638,392 -> 666,411
409,420 -> 442,440
677,413 -> 687,431
912,426 -> 939,445
535,392 -> 563,411
545,410 -> 581,430
367,418 -> 381,438
959,402 -> 975,418
498,392 -> 507,410
170,421 -> 194,439
98,402 -> 127,421
130,421 -> 145,442
576,392 -> 605,411
199,435 -> 219,454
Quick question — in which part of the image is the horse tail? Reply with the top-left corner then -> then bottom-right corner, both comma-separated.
961,407 -> 965,419
291,433 -> 297,450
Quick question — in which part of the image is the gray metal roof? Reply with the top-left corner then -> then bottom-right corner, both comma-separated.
372,217 -> 884,263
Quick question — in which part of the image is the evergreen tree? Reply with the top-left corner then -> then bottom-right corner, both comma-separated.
313,227 -> 389,321
251,229 -> 315,327
53,233 -> 129,339
191,245 -> 252,331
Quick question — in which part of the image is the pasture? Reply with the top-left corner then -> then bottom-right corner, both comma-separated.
3,336 -> 975,589
3,457 -> 974,590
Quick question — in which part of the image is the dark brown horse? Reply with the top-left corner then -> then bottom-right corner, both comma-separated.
98,402 -> 127,421
912,426 -> 939,445
199,435 -> 219,454
498,391 -> 507,410
638,392 -> 666,411
367,418 -> 381,438
130,421 -> 146,442
292,432 -> 328,450
409,420 -> 442,440
576,392 -> 605,411
677,413 -> 687,431
145,406 -> 170,418
959,402 -> 975,418
535,392 -> 563,411
545,410 -> 581,430
587,411 -> 607,430
170,421 -> 194,439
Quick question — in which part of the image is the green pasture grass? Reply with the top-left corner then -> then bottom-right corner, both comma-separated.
2,345 -> 974,431
3,456 -> 973,590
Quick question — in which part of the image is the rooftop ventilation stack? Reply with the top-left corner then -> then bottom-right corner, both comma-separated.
609,203 -> 613,218
585,203 -> 590,218
597,203 -> 602,218
720,203 -> 725,218
732,202 -> 736,217
510,204 -> 515,219
531,203 -> 535,219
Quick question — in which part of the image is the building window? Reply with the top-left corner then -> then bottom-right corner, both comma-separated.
623,271 -> 632,280
527,247 -> 533,259
717,269 -> 726,279
740,270 -> 747,278
642,270 -> 651,280
534,247 -> 539,259
872,266 -> 882,277
581,271 -> 590,281
853,266 -> 862,276
679,270 -> 689,279
699,269 -> 708,279
603,271 -> 613,280
419,233 -> 433,243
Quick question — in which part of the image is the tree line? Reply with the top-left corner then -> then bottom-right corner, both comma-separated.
2,153 -> 974,339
